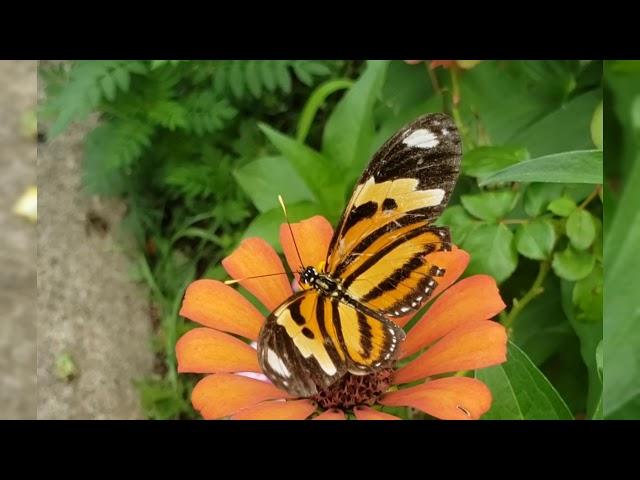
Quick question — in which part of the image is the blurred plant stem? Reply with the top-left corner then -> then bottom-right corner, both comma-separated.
503,261 -> 551,333
296,78 -> 354,143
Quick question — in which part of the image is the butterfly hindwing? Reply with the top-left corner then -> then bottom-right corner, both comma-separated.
325,113 -> 461,317
257,291 -> 405,397
258,290 -> 345,397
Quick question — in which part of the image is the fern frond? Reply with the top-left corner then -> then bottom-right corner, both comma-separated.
85,118 -> 154,174
182,91 -> 237,135
44,60 -> 147,137
212,60 -> 335,100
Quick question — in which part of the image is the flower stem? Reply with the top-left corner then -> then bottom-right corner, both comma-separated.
579,185 -> 602,209
502,260 -> 550,332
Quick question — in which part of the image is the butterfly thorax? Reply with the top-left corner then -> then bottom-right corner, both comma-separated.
300,266 -> 344,298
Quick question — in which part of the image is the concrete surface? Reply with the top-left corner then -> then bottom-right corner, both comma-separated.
36,61 -> 154,419
0,60 -> 37,419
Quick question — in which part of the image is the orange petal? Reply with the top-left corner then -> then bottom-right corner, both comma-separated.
231,399 -> 316,420
180,279 -> 264,340
313,409 -> 347,420
192,373 -> 290,420
353,406 -> 401,420
395,247 -> 470,328
430,60 -> 455,70
176,327 -> 260,374
280,215 -> 334,278
401,275 -> 506,358
427,246 -> 470,299
380,377 -> 491,420
222,237 -> 293,312
394,320 -> 507,384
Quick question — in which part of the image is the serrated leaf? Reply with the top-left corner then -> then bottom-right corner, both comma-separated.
552,246 -> 595,281
461,190 -> 517,221
475,341 -> 573,419
548,196 -> 577,217
233,156 -> 316,213
566,209 -> 596,250
515,218 -> 556,260
480,150 -> 603,185
463,146 -> 529,181
462,223 -> 518,283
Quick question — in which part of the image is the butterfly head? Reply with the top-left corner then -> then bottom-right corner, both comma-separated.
300,266 -> 319,286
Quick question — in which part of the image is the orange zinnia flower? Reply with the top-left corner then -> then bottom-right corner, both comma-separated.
176,215 -> 507,420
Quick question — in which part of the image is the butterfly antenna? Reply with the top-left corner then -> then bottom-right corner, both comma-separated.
278,194 -> 305,270
224,272 -> 288,285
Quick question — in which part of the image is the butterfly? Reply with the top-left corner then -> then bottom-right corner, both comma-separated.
257,112 -> 462,397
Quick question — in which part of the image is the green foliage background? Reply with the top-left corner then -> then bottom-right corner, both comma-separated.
41,60 -> 608,420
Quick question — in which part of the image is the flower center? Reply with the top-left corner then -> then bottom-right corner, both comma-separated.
312,368 -> 394,410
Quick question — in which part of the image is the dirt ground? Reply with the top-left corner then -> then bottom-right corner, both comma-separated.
0,61 -> 37,419
29,60 -> 153,419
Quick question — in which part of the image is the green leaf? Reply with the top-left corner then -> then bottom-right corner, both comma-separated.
480,150 -> 603,185
566,209 -> 596,250
561,280 -> 603,418
548,196 -> 577,217
596,341 -> 603,382
509,89 -> 602,157
523,183 -> 564,216
515,218 -> 556,260
475,341 -> 573,419
259,123 -> 340,214
100,74 -> 116,101
552,246 -> 595,281
462,146 -> 529,181
512,275 -> 572,366
233,156 -> 316,213
592,396 -> 603,419
604,131 -> 640,418
572,263 -> 603,323
436,205 -> 478,244
242,202 -> 319,252
462,223 -> 517,283
460,190 -> 517,221
591,101 -> 603,149
323,60 -> 389,170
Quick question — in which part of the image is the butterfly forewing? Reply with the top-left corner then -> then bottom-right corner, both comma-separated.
325,113 -> 461,317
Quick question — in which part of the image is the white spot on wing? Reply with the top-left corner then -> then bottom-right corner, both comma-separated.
421,188 -> 445,206
267,349 -> 291,378
403,129 -> 439,149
